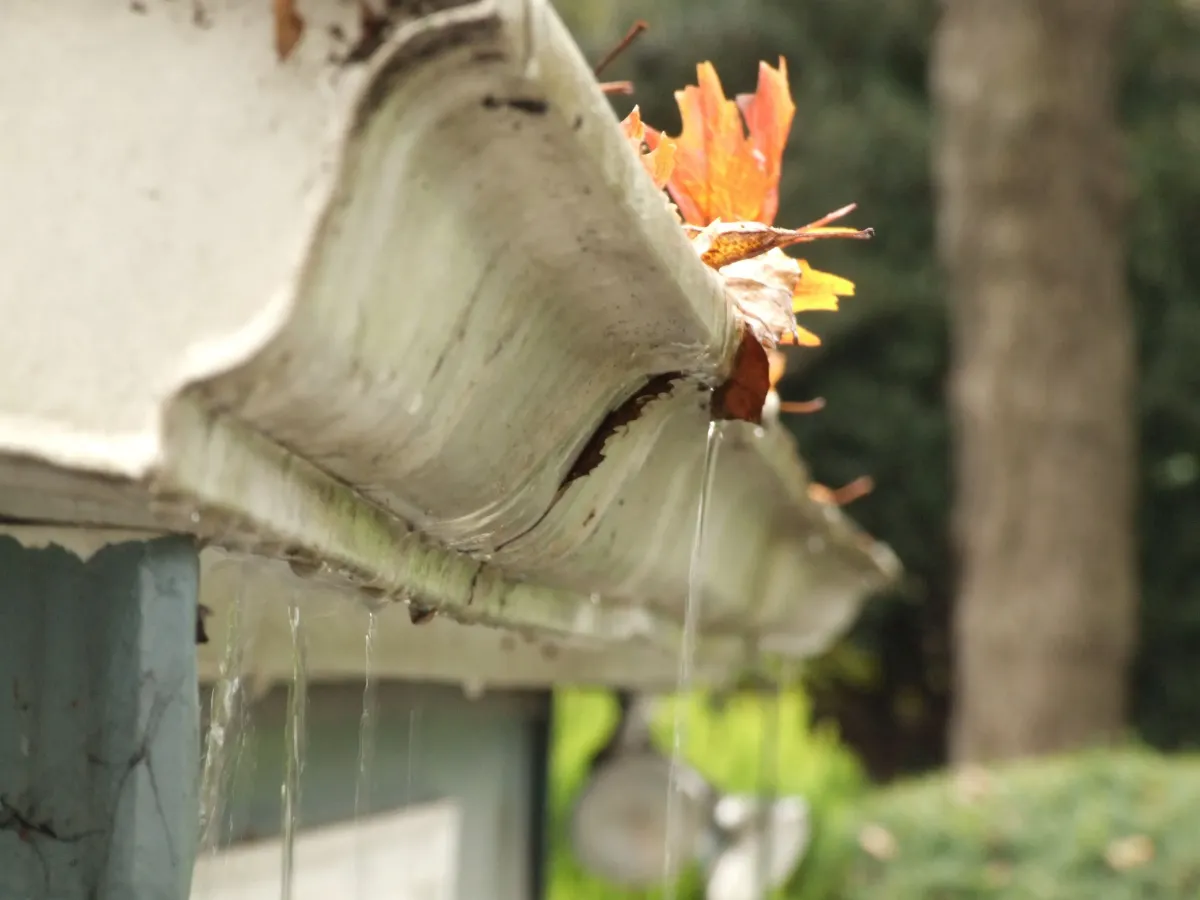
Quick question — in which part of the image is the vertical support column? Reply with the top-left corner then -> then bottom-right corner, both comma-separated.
0,531 -> 201,900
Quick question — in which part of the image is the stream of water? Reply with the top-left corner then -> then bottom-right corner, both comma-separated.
406,706 -> 423,803
662,418 -> 723,899
757,681 -> 782,900
280,603 -> 309,900
353,610 -> 379,897
197,584 -> 259,859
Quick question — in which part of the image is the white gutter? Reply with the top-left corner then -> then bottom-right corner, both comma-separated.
0,0 -> 897,686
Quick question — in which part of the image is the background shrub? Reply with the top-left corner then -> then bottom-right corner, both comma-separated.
834,750 -> 1200,899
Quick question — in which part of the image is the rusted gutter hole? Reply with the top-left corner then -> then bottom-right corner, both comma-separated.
485,372 -> 686,555
560,372 -> 683,489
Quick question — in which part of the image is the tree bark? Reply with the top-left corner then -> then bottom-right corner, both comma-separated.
932,0 -> 1138,763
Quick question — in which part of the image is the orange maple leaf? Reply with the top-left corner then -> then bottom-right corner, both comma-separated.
623,58 -> 871,423
659,59 -> 794,227
620,106 -> 676,191
641,62 -> 868,353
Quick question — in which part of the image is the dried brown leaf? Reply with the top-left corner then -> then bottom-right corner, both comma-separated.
687,217 -> 872,271
712,329 -> 770,424
273,0 -> 305,61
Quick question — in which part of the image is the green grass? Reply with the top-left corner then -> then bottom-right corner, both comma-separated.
546,688 -> 867,899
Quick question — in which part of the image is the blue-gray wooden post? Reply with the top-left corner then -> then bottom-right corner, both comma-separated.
0,533 -> 201,900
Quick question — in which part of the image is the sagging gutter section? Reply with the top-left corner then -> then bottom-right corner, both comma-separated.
156,396 -> 739,655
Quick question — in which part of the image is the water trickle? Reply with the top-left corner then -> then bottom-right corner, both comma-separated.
756,682 -> 782,900
353,611 -> 379,897
406,706 -> 423,804
520,0 -> 541,80
662,418 -> 724,899
198,585 -> 259,857
280,603 -> 309,900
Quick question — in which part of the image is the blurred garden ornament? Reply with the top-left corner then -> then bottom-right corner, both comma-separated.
569,693 -> 812,895
704,793 -> 811,900
569,693 -> 714,886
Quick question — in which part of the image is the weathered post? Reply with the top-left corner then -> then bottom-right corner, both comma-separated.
0,531 -> 200,899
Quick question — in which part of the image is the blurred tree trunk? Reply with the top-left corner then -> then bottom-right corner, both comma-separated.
932,0 -> 1137,762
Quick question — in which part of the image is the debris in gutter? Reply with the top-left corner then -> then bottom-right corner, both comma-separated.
768,349 -> 824,416
593,20 -> 647,80
624,59 -> 873,425
599,82 -> 634,96
593,19 -> 648,96
409,604 -> 437,625
195,603 -> 213,644
481,95 -> 549,115
342,0 -> 390,63
712,331 -> 770,424
192,1 -> 212,28
334,0 -> 483,66
809,476 -> 875,507
272,0 -> 305,60
779,398 -> 826,415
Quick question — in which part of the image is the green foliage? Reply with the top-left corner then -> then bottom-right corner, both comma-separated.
1124,3 -> 1200,749
549,699 -> 1200,899
546,689 -> 865,900
835,750 -> 1200,899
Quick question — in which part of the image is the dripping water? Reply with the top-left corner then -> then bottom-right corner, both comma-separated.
662,418 -> 723,899
406,706 -> 423,805
280,603 -> 309,900
520,0 -> 540,80
756,679 -> 782,900
197,583 -> 260,860
353,610 -> 379,897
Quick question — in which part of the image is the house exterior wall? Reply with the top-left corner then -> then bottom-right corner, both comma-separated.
196,682 -> 551,900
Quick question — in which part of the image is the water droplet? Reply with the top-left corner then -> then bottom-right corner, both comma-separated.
354,611 -> 378,895
407,393 -> 424,415
280,603 -> 308,900
288,558 -> 322,579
